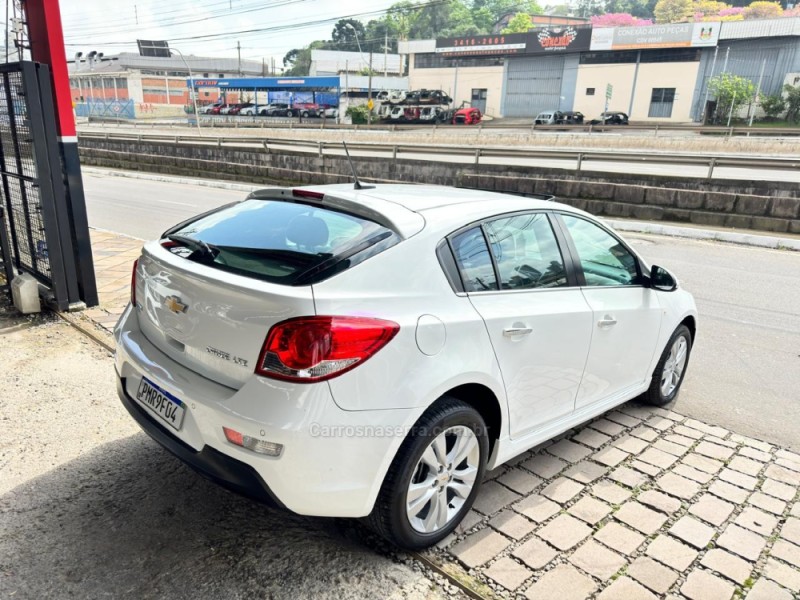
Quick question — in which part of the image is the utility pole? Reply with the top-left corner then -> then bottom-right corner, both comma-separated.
367,50 -> 373,125
700,45 -> 718,124
383,30 -> 388,78
749,58 -> 767,127
237,41 -> 241,75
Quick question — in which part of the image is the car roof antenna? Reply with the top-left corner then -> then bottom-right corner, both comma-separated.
342,141 -> 375,190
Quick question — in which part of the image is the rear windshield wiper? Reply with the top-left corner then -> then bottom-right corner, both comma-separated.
167,234 -> 219,263
294,231 -> 393,285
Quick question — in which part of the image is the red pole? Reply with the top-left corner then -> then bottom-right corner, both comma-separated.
24,0 -> 98,307
25,0 -> 76,140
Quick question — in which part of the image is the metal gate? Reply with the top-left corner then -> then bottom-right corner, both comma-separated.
0,61 -> 96,309
503,55 -> 566,118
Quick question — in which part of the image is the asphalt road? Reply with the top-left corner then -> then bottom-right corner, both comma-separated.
82,172 -> 800,450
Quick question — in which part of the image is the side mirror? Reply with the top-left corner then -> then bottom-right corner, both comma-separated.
650,265 -> 678,292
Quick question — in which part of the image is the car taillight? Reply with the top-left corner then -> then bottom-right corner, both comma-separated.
131,259 -> 139,307
256,316 -> 399,383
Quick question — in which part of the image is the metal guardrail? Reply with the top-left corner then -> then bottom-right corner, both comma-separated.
86,115 -> 800,137
78,130 -> 800,180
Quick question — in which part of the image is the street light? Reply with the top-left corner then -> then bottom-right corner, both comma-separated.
344,23 -> 365,70
170,48 -> 202,134
344,22 -> 373,125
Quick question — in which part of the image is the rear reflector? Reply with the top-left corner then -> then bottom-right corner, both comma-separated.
223,427 -> 283,457
131,259 -> 139,307
292,189 -> 324,200
256,316 -> 399,383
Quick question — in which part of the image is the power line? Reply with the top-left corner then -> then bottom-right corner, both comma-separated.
63,0 -> 312,38
64,0 -> 451,47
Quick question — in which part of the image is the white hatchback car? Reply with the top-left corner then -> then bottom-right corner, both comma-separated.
115,184 -> 697,549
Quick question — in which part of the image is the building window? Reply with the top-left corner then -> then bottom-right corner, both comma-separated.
649,87 -> 676,118
219,73 -> 225,78
203,73 -> 209,77
413,53 -> 503,69
586,87 -> 595,96
580,51 -> 637,65
640,48 -> 699,63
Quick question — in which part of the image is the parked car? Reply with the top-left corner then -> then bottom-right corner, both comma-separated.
319,106 -> 338,119
388,105 -> 405,121
556,111 -> 584,125
418,90 -> 452,105
404,90 -> 421,105
590,111 -> 629,125
453,107 -> 482,125
229,103 -> 254,116
292,102 -> 320,118
119,183 -> 696,550
260,103 -> 292,117
386,90 -> 407,104
219,104 -> 242,115
199,102 -> 223,115
207,104 -> 227,115
534,111 -> 562,125
238,103 -> 259,116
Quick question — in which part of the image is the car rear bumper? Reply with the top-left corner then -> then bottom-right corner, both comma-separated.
114,305 -> 420,518
117,376 -> 287,509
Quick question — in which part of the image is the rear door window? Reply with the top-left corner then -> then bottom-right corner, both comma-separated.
484,213 -> 567,290
166,199 -> 396,285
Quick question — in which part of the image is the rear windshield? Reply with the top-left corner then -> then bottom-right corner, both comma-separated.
165,199 -> 397,285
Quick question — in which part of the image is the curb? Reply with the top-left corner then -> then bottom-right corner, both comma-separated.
607,219 -> 800,252
82,167 -> 800,251
81,166 -> 260,193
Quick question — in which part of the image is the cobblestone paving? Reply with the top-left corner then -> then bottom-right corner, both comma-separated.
82,229 -> 142,331
433,403 -> 800,600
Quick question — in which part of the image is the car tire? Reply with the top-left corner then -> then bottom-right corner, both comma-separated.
287,110 -> 294,117
367,396 -> 488,549
641,325 -> 692,407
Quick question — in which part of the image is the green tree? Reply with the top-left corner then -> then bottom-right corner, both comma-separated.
759,94 -> 786,120
282,40 -> 328,76
654,0 -> 692,21
708,73 -> 756,123
742,0 -> 783,19
331,19 -> 366,52
385,1 -> 419,40
502,12 -> 533,33
471,6 -> 495,30
784,84 -> 800,123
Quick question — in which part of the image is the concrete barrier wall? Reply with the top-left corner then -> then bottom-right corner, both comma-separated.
77,138 -> 800,235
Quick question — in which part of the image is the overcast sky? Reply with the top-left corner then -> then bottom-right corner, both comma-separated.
60,0 -> 400,68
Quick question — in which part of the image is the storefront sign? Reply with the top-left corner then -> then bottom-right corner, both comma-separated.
590,22 -> 720,50
531,26 -> 592,53
435,33 -> 528,56
435,27 -> 591,57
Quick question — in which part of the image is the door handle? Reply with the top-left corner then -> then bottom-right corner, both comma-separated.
598,315 -> 618,328
503,327 -> 533,337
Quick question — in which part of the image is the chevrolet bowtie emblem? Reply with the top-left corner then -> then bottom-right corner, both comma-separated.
164,295 -> 188,314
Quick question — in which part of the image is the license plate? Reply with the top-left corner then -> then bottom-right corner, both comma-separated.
135,377 -> 186,431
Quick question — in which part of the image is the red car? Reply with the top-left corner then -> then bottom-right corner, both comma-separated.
453,107 -> 482,125
208,104 -> 227,115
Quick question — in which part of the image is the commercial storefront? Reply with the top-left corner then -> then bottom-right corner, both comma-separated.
400,18 -> 800,122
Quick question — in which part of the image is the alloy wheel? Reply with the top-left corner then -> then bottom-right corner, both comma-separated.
406,426 -> 479,533
661,336 -> 688,397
